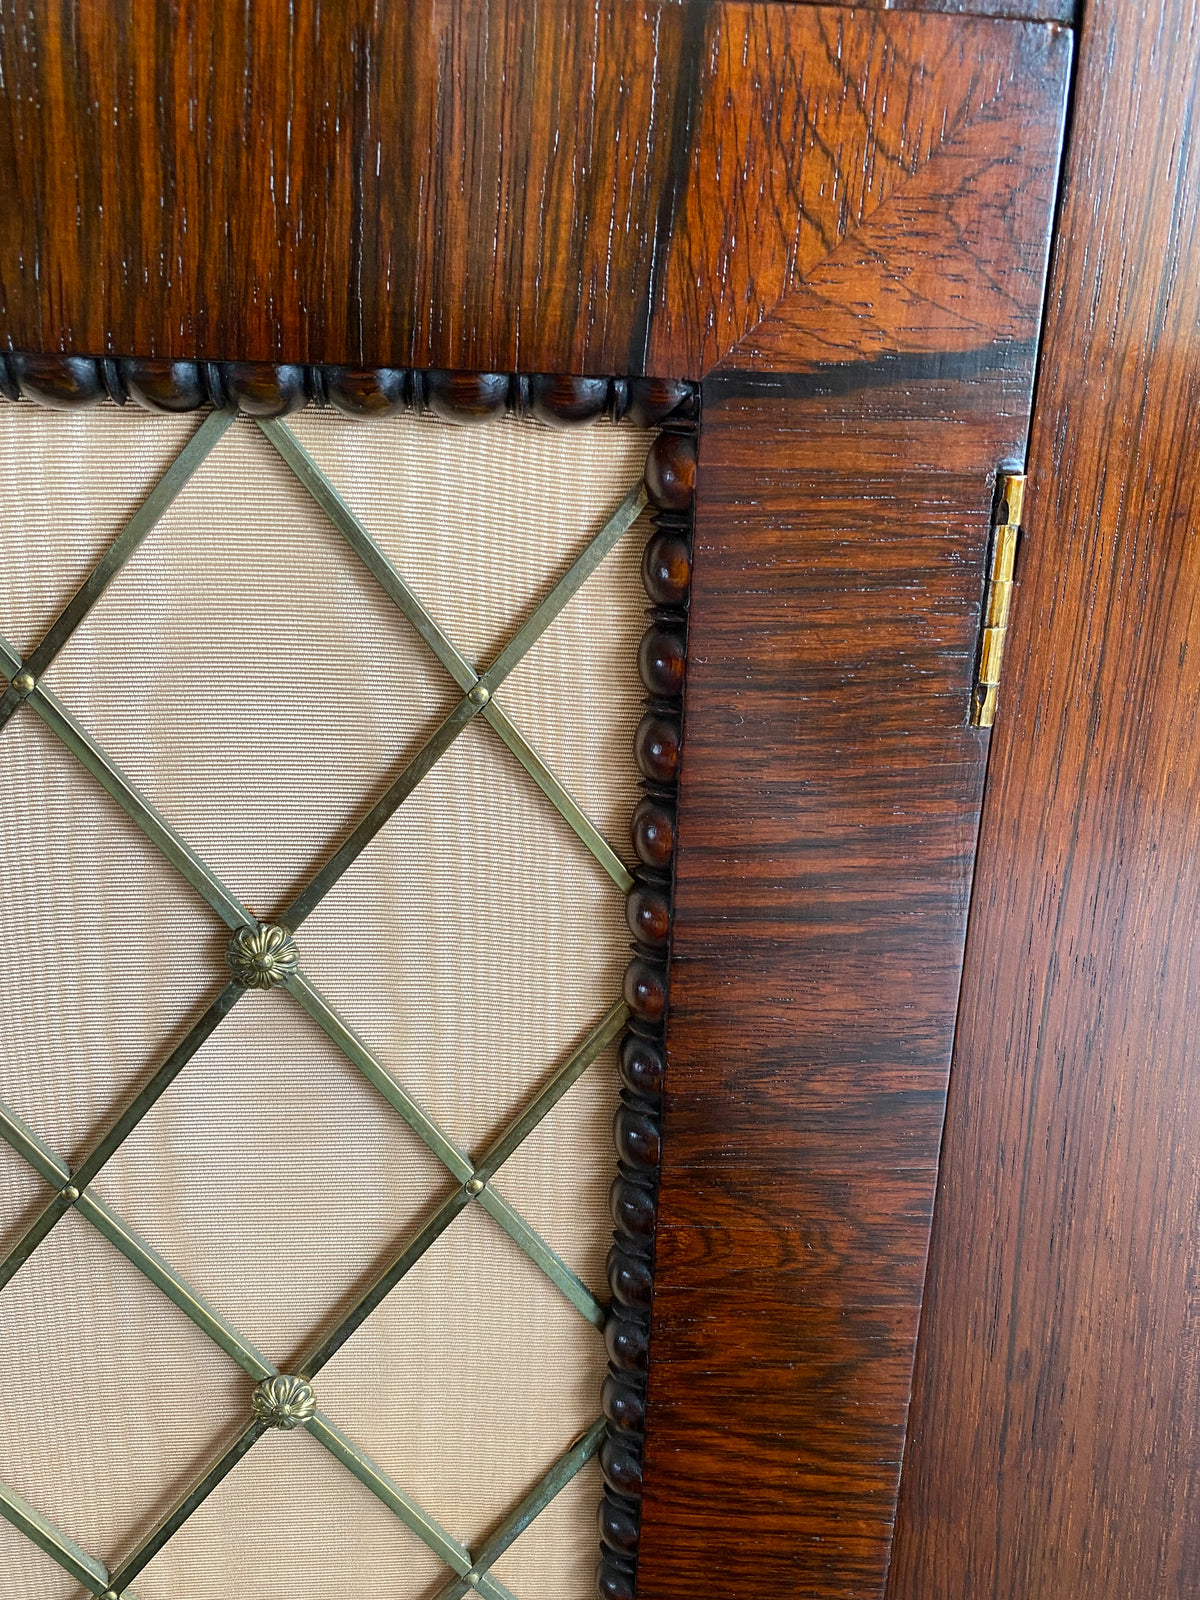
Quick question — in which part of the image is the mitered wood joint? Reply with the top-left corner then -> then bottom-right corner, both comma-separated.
971,471 -> 1026,728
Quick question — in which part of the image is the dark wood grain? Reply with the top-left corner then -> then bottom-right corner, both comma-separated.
0,0 -> 1070,377
0,3 -> 1076,1593
720,20 -> 1071,374
635,358 -> 1056,1597
892,0 -> 1071,13
886,3 -> 1200,1597
634,19 -> 1068,1588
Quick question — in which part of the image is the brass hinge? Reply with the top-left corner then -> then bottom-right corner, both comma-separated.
970,471 -> 1026,728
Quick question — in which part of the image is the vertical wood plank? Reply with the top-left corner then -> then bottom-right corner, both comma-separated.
888,3 -> 1200,1598
633,361 -> 1024,1598
635,18 -> 1070,1595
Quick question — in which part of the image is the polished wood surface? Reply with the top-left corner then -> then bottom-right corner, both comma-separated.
0,355 -> 691,426
0,0 -> 1069,378
635,361 -> 1022,1600
634,20 -> 1068,1585
887,3 -> 1200,1597
724,22 -> 1070,375
0,3 -> 1078,1593
601,414 -> 697,1600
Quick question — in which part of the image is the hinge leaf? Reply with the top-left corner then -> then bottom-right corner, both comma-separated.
970,471 -> 1025,728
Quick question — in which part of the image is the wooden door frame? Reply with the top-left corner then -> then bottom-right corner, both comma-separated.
889,2 -> 1200,1595
0,4 -> 1075,1597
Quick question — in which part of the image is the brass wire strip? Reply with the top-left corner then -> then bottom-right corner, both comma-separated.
429,1419 -> 607,1600
0,408 -> 235,733
0,1001 -> 619,1596
259,417 -> 639,895
0,438 -> 642,1307
0,411 -> 646,1595
108,1418 -> 268,1593
0,644 -> 605,1323
284,974 -> 609,1328
0,635 -> 255,929
102,1410 -> 523,1600
0,1001 -> 621,1380
279,696 -> 484,927
0,631 -> 606,1316
0,1102 -> 270,1379
289,995 -> 628,1366
300,1412 -> 522,1600
0,973 -> 246,1290
0,1477 -> 114,1595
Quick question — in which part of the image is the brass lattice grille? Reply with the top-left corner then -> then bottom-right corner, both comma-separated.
0,403 -> 654,1599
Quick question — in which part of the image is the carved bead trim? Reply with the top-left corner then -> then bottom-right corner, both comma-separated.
0,348 -> 697,1586
0,351 -> 698,428
598,423 -> 697,1600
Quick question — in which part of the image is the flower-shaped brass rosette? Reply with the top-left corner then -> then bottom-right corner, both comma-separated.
251,1374 -> 317,1430
226,923 -> 300,989
0,366 -> 701,1600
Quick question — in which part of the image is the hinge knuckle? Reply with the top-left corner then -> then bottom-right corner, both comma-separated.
970,472 -> 1025,728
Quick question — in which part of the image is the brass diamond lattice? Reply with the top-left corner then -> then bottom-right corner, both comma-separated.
0,405 -> 649,1598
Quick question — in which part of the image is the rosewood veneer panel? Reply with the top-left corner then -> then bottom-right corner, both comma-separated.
1,0 -> 1068,377
0,3 -> 1076,1595
636,353 -> 1047,1598
888,1 -> 1200,1596
635,16 -> 1069,1587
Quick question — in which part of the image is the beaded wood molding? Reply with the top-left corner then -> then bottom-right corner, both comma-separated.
0,362 -> 698,1600
0,351 -> 692,428
598,425 -> 696,1600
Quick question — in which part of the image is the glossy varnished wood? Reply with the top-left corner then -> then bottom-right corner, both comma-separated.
720,22 -> 1071,376
0,4 -> 1077,1594
600,407 -> 695,1600
887,4 -> 1200,1597
0,0 -> 1069,377
635,362 -> 1023,1598
634,21 -> 1070,1591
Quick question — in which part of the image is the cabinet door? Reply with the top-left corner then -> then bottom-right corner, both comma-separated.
0,5 -> 1070,1599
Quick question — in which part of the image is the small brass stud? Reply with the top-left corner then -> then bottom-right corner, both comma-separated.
12,670 -> 35,693
465,1176 -> 485,1196
468,682 -> 491,707
226,923 -> 300,989
62,1184 -> 80,1203
251,1374 -> 316,1430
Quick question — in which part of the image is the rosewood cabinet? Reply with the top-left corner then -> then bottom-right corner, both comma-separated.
3,3 -> 1195,1600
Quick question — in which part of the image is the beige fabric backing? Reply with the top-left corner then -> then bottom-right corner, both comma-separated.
0,404 -> 653,1600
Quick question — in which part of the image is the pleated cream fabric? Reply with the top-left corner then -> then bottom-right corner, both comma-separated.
0,402 -> 653,1600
